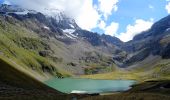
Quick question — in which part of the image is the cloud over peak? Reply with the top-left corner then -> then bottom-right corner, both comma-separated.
116,19 -> 153,42
105,22 -> 119,36
4,0 -> 156,42
6,0 -> 119,31
165,1 -> 170,13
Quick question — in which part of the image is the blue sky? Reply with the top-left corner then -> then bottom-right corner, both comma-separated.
94,0 -> 167,32
0,0 -> 3,4
1,0 -> 170,42
92,0 -> 169,41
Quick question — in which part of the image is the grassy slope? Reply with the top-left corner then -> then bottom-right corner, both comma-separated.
0,56 -> 73,100
80,56 -> 170,81
0,15 -> 116,77
80,68 -> 139,80
0,16 -> 71,81
80,57 -> 170,100
80,33 -> 170,81
0,14 -> 170,100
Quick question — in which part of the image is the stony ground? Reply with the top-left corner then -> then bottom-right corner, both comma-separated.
0,81 -> 73,100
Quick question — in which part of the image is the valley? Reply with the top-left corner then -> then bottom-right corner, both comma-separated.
81,56 -> 170,81
0,4 -> 170,100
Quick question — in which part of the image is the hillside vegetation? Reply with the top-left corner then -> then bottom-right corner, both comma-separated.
0,16 -> 71,81
1,4 -> 170,100
81,57 -> 170,81
0,56 -> 73,100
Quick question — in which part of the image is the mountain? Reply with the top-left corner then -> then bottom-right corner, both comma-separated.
101,34 -> 123,47
0,4 -> 125,99
0,4 -> 125,78
0,4 -> 170,100
121,15 -> 170,67
1,4 -> 170,79
82,15 -> 170,81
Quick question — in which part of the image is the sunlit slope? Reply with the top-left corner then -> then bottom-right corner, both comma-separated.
81,55 -> 170,81
0,16 -> 71,81
0,56 -> 73,100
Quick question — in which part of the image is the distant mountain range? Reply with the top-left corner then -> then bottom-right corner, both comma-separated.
121,14 -> 170,67
0,4 -> 170,79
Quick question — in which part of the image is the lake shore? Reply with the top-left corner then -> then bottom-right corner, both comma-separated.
45,78 -> 136,94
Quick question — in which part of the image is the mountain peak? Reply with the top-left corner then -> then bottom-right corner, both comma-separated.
43,8 -> 80,30
0,4 -> 37,15
44,8 -> 65,21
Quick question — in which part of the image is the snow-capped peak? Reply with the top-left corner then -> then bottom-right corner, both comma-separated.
44,8 -> 67,22
44,8 -> 80,30
0,4 -> 37,15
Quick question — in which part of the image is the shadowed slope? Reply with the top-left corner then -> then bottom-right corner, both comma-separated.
0,57 -> 72,100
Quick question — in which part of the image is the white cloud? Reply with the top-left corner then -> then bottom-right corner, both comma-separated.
116,19 -> 153,42
6,0 -> 120,34
149,5 -> 154,9
98,0 -> 119,20
165,2 -> 170,13
7,0 -> 101,31
73,0 -> 101,30
98,20 -> 119,36
3,0 -> 11,5
98,20 -> 106,30
104,22 -> 119,36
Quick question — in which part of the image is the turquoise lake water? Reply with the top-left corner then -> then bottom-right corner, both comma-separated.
45,78 -> 136,94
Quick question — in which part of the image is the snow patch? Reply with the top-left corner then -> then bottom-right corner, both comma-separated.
65,34 -> 74,39
14,11 -> 29,15
63,29 -> 77,39
69,24 -> 75,28
166,28 -> 170,32
43,25 -> 50,30
63,29 -> 75,34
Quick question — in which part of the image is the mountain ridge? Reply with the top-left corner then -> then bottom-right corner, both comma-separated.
0,4 -> 170,79
0,4 -> 125,77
